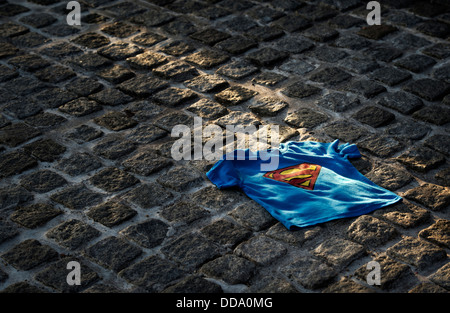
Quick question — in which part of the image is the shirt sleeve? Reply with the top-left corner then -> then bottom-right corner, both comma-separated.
206,158 -> 240,189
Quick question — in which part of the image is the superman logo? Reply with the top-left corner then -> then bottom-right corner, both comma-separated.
263,163 -> 322,190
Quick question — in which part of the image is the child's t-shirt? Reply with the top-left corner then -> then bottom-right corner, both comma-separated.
206,140 -> 402,230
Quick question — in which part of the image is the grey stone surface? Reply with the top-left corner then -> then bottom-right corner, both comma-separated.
123,183 -> 174,209
354,255 -> 414,291
347,215 -> 398,247
313,237 -> 365,269
86,199 -> 137,227
90,167 -> 139,192
1,239 -> 59,271
20,170 -> 67,193
120,219 -> 169,249
161,233 -> 221,270
386,237 -> 446,271
281,255 -> 337,289
35,257 -> 100,292
0,0 -> 449,294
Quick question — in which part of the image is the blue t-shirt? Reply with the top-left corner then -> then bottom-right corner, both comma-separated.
206,140 -> 402,230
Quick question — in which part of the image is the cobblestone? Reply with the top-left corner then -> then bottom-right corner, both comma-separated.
94,111 -> 138,131
117,74 -> 168,97
396,146 -> 446,173
84,236 -> 142,272
35,257 -> 100,293
89,88 -> 134,106
429,263 -> 450,290
68,52 -> 112,71
50,184 -> 103,211
185,49 -> 229,69
23,139 -> 66,162
347,215 -> 398,247
404,183 -> 450,211
412,105 -> 450,126
246,47 -> 288,67
216,60 -> 259,80
160,201 -> 209,224
124,183 -> 174,209
215,36 -> 257,55
122,150 -> 172,176
162,233 -> 221,270
59,98 -> 102,117
200,254 -> 256,285
152,87 -> 198,107
0,0 -> 449,295
71,32 -> 110,49
314,237 -> 365,269
249,97 -> 288,117
355,255 -> 414,291
157,165 -> 202,192
365,163 -> 413,191
153,60 -> 198,82
120,219 -> 169,249
309,67 -> 352,86
10,203 -> 62,229
344,79 -> 386,98
184,74 -> 228,93
378,91 -> 423,115
235,236 -> 287,265
20,170 -> 67,193
201,219 -> 251,247
46,219 -> 101,250
315,92 -> 360,112
394,54 -> 437,73
187,98 -> 228,120
87,199 -> 137,228
419,220 -> 450,249
404,78 -> 450,101
321,120 -> 367,142
281,255 -> 337,289
90,167 -> 139,192
370,66 -> 411,86
119,255 -> 186,292
0,150 -> 37,178
353,106 -> 396,128
285,108 -> 329,129
214,86 -> 257,106
357,25 -> 398,40
0,122 -> 41,147
373,201 -> 430,229
126,51 -> 167,69
358,134 -> 403,158
92,135 -> 137,160
252,71 -> 287,86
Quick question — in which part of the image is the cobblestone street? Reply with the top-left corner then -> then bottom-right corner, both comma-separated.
0,0 -> 449,293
